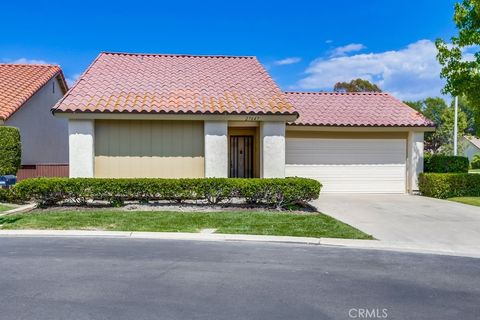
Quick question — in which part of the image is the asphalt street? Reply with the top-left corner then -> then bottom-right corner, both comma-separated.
0,237 -> 479,320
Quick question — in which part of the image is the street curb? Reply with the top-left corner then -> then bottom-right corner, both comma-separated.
0,230 -> 479,259
0,230 -> 321,245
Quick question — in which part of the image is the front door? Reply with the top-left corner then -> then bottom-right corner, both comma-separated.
230,136 -> 254,178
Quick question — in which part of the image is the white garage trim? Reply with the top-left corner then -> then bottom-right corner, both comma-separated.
286,138 -> 407,193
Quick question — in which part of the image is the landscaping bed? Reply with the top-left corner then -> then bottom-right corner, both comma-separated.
0,209 -> 372,239
5,177 -> 322,209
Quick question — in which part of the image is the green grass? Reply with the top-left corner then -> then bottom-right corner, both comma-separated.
0,204 -> 14,212
0,210 -> 372,239
448,197 -> 480,207
469,169 -> 480,174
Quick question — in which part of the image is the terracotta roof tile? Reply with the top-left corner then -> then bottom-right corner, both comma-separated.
54,53 -> 296,116
286,92 -> 435,127
0,64 -> 66,121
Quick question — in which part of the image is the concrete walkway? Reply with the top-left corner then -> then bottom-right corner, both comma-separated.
313,194 -> 480,256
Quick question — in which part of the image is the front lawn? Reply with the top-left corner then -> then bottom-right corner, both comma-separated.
0,210 -> 372,239
0,204 -> 14,213
448,197 -> 480,207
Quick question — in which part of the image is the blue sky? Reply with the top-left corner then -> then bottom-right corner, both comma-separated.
0,0 -> 458,100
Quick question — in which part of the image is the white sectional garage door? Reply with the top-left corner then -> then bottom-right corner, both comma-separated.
285,138 -> 407,193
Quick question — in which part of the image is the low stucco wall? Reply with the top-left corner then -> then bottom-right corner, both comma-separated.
94,120 -> 205,178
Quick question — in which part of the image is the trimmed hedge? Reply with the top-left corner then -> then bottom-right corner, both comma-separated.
12,177 -> 322,208
418,173 -> 480,199
424,154 -> 469,173
0,188 -> 16,203
471,155 -> 480,170
0,126 -> 21,175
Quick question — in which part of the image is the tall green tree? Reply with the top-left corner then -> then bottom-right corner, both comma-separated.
333,79 -> 382,93
404,97 -> 467,153
436,0 -> 480,135
437,103 -> 468,155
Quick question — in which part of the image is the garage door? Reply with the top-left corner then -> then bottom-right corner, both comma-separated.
285,138 -> 406,193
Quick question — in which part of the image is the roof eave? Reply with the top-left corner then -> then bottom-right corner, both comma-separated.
286,124 -> 436,132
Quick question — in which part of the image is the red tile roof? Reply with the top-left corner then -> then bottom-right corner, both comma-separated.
0,64 -> 67,121
53,52 -> 296,116
286,92 -> 435,127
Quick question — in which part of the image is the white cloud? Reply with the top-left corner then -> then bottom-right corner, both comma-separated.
7,58 -> 53,65
330,43 -> 366,57
325,39 -> 333,44
297,39 -> 445,101
66,73 -> 81,87
273,57 -> 301,66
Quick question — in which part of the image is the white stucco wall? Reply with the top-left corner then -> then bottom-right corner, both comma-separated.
204,120 -> 228,177
69,119 -> 95,178
5,77 -> 68,165
260,121 -> 286,178
407,131 -> 424,192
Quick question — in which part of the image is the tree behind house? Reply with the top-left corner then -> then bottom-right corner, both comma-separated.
404,97 -> 468,154
436,0 -> 480,136
333,79 -> 382,93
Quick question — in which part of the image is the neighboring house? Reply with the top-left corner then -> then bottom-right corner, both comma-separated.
463,136 -> 480,161
0,64 -> 69,179
52,52 -> 435,193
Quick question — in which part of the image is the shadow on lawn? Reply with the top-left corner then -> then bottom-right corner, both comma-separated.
0,215 -> 22,226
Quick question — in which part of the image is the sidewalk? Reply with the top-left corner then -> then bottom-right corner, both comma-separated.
1,229 -> 479,259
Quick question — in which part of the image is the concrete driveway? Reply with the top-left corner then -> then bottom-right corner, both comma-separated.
313,194 -> 480,255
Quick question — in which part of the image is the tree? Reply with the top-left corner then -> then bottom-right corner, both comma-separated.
404,97 -> 467,153
436,103 -> 468,155
333,79 -> 382,93
0,126 -> 22,175
436,0 -> 480,135
457,95 -> 479,134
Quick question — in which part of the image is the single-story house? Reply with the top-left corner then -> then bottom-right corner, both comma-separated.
463,136 -> 480,161
53,52 -> 435,193
0,64 -> 69,179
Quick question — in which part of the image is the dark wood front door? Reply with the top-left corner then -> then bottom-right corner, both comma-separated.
230,136 -> 254,178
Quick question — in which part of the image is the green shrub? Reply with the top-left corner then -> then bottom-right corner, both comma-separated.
471,155 -> 480,169
12,177 -> 322,208
0,188 -> 13,203
418,173 -> 480,199
424,154 -> 469,173
0,127 -> 21,175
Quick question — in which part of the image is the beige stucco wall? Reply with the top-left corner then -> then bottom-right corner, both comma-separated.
95,120 -> 205,178
6,77 -> 68,165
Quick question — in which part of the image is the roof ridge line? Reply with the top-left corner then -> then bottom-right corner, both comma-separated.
284,91 -> 389,95
100,51 -> 257,59
0,63 -> 61,68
